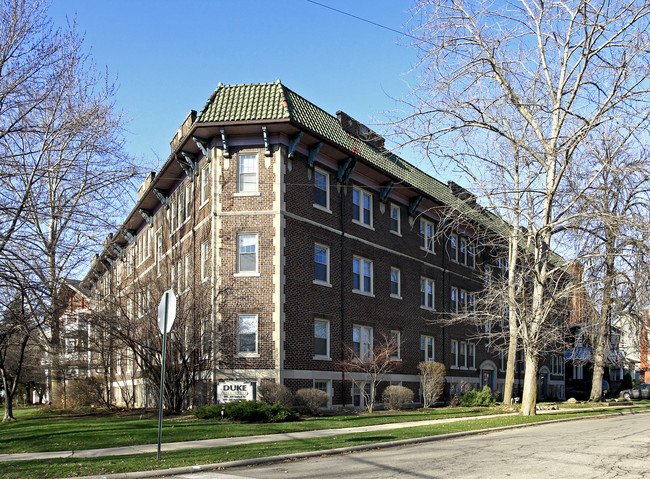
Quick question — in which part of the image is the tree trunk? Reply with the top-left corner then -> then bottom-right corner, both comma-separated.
2,397 -> 15,422
520,353 -> 539,416
503,326 -> 518,405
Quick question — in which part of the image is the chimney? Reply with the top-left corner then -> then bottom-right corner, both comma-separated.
448,181 -> 477,206
137,171 -> 156,200
336,111 -> 385,150
170,110 -> 197,152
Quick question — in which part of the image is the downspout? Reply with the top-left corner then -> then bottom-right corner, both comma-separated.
339,182 -> 346,406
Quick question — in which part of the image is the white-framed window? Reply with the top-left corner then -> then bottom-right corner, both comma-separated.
459,237 -> 467,265
468,342 -> 475,369
451,339 -> 458,368
420,218 -> 435,253
353,324 -> 373,360
352,382 -> 371,408
201,240 -> 210,281
170,194 -> 176,232
459,341 -> 467,368
352,187 -> 373,228
170,263 -> 176,292
552,355 -> 565,375
450,234 -> 458,262
459,289 -> 467,311
178,187 -> 185,226
314,319 -> 330,359
352,256 -> 373,295
390,267 -> 401,298
421,335 -> 435,362
314,167 -> 330,211
420,277 -> 435,310
468,293 -> 475,312
237,314 -> 258,355
201,163 -> 210,205
451,287 -> 458,314
314,244 -> 330,285
390,330 -> 401,360
389,203 -> 401,235
201,318 -> 210,358
573,364 -> 584,380
237,153 -> 259,193
177,258 -> 183,292
499,350 -> 507,372
184,254 -> 192,291
314,379 -> 331,409
236,233 -> 258,275
467,242 -> 475,268
156,230 -> 163,276
185,182 -> 192,222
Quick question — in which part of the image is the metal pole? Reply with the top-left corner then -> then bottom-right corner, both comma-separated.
157,292 -> 169,460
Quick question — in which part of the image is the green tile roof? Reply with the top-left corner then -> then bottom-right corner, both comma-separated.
197,81 -> 464,210
196,81 -> 565,268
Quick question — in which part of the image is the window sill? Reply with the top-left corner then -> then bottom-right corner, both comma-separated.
389,230 -> 402,237
352,219 -> 374,231
234,191 -> 261,197
234,272 -> 261,278
236,353 -> 260,358
313,355 -> 332,361
420,247 -> 435,254
390,294 -> 402,300
313,203 -> 332,214
201,277 -> 210,283
200,200 -> 210,209
420,305 -> 435,311
313,280 -> 332,287
352,289 -> 375,298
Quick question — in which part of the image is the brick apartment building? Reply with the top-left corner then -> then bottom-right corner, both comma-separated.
79,81 -> 565,409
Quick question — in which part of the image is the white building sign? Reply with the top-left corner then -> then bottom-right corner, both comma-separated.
217,381 -> 256,403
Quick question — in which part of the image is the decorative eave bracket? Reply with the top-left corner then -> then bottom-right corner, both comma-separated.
337,157 -> 357,184
112,244 -> 125,259
124,230 -> 136,245
261,125 -> 272,157
408,195 -> 424,215
288,131 -> 303,158
138,208 -> 154,227
179,152 -> 199,181
220,127 -> 230,158
307,142 -> 322,167
379,180 -> 395,203
192,136 -> 210,161
154,188 -> 169,209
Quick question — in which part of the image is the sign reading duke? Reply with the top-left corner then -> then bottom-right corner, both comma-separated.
217,381 -> 256,403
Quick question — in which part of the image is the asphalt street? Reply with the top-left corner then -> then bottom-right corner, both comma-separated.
168,412 -> 650,479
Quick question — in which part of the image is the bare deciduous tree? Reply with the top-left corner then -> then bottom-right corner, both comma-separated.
0,0 -> 140,406
337,332 -> 400,413
399,0 -> 650,415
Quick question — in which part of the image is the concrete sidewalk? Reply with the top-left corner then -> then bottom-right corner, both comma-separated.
0,412 -> 518,463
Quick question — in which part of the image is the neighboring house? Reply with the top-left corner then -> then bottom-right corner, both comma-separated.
564,266 -> 630,397
612,310 -> 648,383
79,81 -> 563,408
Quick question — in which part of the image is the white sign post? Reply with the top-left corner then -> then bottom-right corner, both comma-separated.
156,290 -> 176,460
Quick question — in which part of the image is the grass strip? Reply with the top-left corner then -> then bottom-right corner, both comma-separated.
0,407 -> 644,479
0,407 -> 507,454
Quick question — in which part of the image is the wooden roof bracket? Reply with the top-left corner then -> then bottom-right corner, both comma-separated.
220,127 -> 230,158
307,142 -> 322,167
192,136 -> 210,162
288,131 -> 303,158
262,125 -> 272,157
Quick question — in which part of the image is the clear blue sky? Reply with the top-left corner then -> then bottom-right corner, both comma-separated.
49,1 -> 422,173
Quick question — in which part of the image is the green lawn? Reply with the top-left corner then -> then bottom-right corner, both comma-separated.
0,405 -> 648,479
0,406 -> 508,454
0,406 -> 647,479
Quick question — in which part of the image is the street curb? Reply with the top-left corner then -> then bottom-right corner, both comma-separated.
66,408 -> 650,479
